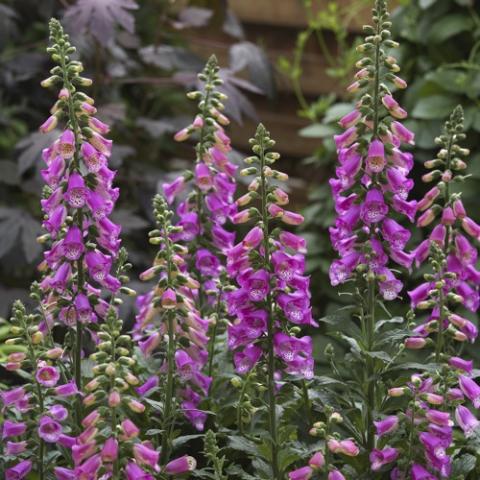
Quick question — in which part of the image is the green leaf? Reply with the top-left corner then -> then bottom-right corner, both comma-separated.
411,95 -> 459,120
323,103 -> 354,123
365,350 -> 392,363
375,316 -> 404,331
228,436 -> 258,456
451,453 -> 476,476
299,123 -> 337,138
427,14 -> 474,44
173,434 -> 204,447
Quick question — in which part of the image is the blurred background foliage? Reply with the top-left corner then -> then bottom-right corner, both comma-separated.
0,0 -> 479,363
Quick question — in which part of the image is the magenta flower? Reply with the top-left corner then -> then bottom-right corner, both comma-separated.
370,447 -> 398,471
38,415 -> 62,443
5,460 -> 32,480
2,420 -> 27,439
374,415 -> 399,437
35,364 -> 60,387
164,455 -> 197,474
288,466 -> 313,480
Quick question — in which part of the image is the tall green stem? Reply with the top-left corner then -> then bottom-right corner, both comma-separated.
365,278 -> 376,451
207,290 -> 223,378
259,136 -> 280,479
161,215 -> 176,464
435,134 -> 454,362
59,45 -> 85,427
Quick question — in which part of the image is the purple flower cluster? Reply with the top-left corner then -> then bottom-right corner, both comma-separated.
135,195 -> 210,431
1,301 -> 79,478
408,107 -> 479,346
163,55 -> 237,303
226,124 -> 315,379
328,3 -> 416,301
38,20 -> 122,335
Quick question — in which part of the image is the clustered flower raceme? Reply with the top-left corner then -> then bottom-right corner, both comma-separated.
163,54 -> 237,307
373,107 -> 480,478
408,106 -> 479,348
1,301 -> 79,479
227,123 -> 316,379
328,0 -> 416,301
135,195 -> 210,433
38,20 -> 123,351
52,307 -> 196,479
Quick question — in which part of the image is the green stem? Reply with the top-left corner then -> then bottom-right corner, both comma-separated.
60,44 -> 85,428
301,380 -> 313,426
365,278 -> 376,451
372,26 -> 382,138
161,216 -> 176,464
259,137 -> 280,480
405,392 -> 417,474
207,290 -> 223,378
435,133 -> 454,362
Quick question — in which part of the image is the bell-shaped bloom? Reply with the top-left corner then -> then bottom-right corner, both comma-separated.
374,415 -> 399,437
164,455 -> 197,474
459,375 -> 480,408
38,415 -> 62,443
370,447 -> 398,471
361,189 -> 388,224
455,405 -> 479,437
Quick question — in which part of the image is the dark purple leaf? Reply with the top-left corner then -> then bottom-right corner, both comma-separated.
16,130 -> 59,175
111,209 -> 149,233
173,7 -> 213,29
0,161 -> 19,185
63,0 -> 139,46
223,8 -> 245,39
229,42 -> 275,98
139,45 -> 203,71
20,213 -> 42,263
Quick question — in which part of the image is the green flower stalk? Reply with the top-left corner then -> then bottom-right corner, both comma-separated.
135,194 -> 211,461
1,301 -> 72,479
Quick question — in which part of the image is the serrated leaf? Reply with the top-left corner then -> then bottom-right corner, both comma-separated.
228,435 -> 258,456
375,316 -> 404,331
451,453 -> 476,476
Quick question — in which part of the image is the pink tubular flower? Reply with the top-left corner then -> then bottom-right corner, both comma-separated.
5,460 -> 32,480
288,466 -> 313,480
35,364 -> 60,387
38,415 -> 62,443
164,455 -> 197,474
370,447 -> 398,471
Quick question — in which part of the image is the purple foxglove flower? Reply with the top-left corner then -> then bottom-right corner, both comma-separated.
378,268 -> 403,300
136,376 -> 159,396
81,142 -> 106,173
277,291 -> 316,326
334,126 -> 358,149
381,218 -> 411,249
85,250 -> 112,282
233,344 -> 263,374
43,204 -> 67,236
178,211 -> 200,240
425,409 -> 453,427
338,109 -> 361,129
391,195 -> 417,222
5,460 -> 32,480
2,420 -> 26,439
58,129 -> 75,159
366,139 -> 385,173
1,386 -> 26,407
308,451 -> 325,469
133,442 -> 160,471
288,466 -> 313,480
449,356 -> 473,373
39,115 -> 58,133
38,415 -> 62,442
329,252 -> 361,286
370,447 -> 398,471
408,282 -> 432,308
455,405 -> 479,437
361,188 -> 388,224
164,455 -> 197,474
64,172 -> 88,208
5,440 -> 28,455
195,249 -> 221,276
121,418 -> 139,439
50,404 -> 68,421
75,454 -> 102,478
89,131 -> 112,156
459,375 -> 480,407
328,471 -> 346,480
62,225 -> 84,260
374,415 -> 399,437
54,381 -> 80,397
163,176 -> 186,204
49,262 -> 72,291
391,121 -> 414,144
410,464 -> 436,480
41,155 -> 65,187
238,269 -> 270,302
36,364 -> 60,387
139,332 -> 161,356
54,467 -> 76,480
101,437 -> 119,462
125,463 -> 155,480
